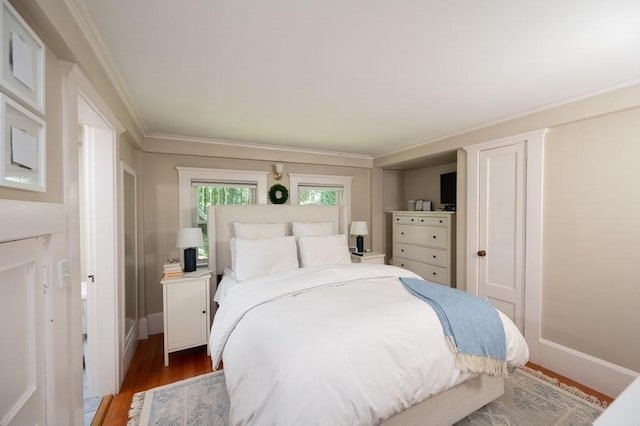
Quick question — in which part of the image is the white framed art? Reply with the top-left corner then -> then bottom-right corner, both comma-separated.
0,0 -> 45,114
0,94 -> 45,191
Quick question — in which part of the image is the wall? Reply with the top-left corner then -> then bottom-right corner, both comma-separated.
404,162 -> 457,211
543,107 -> 640,372
376,83 -> 640,394
381,170 -> 404,261
2,1 -> 144,422
142,148 -> 372,318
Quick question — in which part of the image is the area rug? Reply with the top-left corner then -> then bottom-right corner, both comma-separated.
128,367 -> 607,425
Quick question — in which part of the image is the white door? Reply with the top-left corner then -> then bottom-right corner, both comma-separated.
477,143 -> 526,330
0,238 -> 46,426
466,130 -> 545,359
81,123 -> 119,396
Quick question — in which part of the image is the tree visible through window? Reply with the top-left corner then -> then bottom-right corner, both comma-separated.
193,184 -> 255,262
298,187 -> 342,206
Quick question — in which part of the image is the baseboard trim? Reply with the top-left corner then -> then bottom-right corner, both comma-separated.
539,338 -> 638,398
122,322 -> 138,386
147,312 -> 164,335
138,318 -> 149,339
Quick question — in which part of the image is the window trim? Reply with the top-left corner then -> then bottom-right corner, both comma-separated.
289,173 -> 353,233
177,167 -> 268,228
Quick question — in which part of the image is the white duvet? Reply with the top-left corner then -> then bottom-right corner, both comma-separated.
209,264 -> 528,426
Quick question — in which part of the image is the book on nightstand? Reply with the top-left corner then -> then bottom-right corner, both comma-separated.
163,259 -> 183,278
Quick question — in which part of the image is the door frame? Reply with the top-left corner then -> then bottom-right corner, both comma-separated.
119,161 -> 139,377
465,129 -> 546,363
61,62 -> 125,401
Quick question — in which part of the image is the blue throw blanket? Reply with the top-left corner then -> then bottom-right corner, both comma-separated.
400,277 -> 507,376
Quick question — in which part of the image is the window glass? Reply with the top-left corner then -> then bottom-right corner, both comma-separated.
192,183 -> 255,262
289,174 -> 353,233
298,186 -> 343,206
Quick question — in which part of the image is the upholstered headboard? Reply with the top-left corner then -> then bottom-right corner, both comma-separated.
207,204 -> 343,275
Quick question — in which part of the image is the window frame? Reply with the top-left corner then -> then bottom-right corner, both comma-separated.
177,167 -> 268,230
289,173 -> 353,233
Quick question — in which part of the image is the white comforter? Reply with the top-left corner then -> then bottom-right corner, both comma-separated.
209,264 -> 528,425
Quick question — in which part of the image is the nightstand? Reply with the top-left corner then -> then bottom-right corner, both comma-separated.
351,252 -> 386,264
160,270 -> 211,367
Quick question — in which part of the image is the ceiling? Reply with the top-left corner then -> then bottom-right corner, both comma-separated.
77,0 -> 640,157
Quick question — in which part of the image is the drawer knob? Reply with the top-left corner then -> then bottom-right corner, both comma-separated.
433,255 -> 436,258
439,220 -> 443,223
421,219 -> 424,222
432,272 -> 436,276
477,250 -> 487,257
401,249 -> 404,252
202,310 -> 206,314
432,236 -> 437,239
401,263 -> 405,267
401,232 -> 404,235
411,218 -> 414,222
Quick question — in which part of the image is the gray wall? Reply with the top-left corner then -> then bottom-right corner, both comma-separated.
141,149 -> 372,315
542,107 -> 640,371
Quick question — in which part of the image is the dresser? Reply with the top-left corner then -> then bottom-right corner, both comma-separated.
390,211 -> 456,287
161,270 -> 212,366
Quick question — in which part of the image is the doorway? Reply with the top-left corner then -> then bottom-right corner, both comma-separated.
465,129 -> 545,363
78,98 -> 119,412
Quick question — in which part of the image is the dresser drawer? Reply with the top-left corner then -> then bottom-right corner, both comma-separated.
392,258 -> 450,286
394,243 -> 448,267
393,215 -> 449,227
395,224 -> 448,249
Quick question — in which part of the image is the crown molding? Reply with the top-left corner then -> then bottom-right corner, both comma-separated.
375,78 -> 640,162
63,0 -> 147,137
145,132 -> 374,161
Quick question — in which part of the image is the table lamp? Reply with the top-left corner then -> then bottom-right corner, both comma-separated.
350,221 -> 368,255
176,228 -> 204,272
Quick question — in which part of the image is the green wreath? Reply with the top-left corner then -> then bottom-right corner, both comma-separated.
269,184 -> 289,204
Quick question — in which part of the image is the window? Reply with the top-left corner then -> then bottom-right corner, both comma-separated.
177,167 -> 268,264
192,182 -> 256,261
298,185 -> 343,206
289,174 -> 353,233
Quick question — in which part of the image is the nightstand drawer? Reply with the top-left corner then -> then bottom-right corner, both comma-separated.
394,243 -> 448,267
392,258 -> 449,285
395,225 -> 448,249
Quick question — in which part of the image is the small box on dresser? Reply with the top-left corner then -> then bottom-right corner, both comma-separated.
160,269 -> 212,366
390,211 -> 456,287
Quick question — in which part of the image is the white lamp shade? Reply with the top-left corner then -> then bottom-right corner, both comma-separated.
275,163 -> 284,174
350,221 -> 368,236
176,227 -> 204,248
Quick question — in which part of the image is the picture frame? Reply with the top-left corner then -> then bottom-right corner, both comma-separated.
0,0 -> 45,114
0,94 -> 46,191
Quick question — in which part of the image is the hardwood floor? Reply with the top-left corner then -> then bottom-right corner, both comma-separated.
102,335 -> 613,424
102,334 -> 212,425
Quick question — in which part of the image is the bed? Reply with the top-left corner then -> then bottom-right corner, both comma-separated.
207,205 -> 528,425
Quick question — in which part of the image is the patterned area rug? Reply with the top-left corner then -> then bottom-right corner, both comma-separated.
128,367 -> 606,425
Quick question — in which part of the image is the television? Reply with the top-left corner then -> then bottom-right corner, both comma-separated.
440,172 -> 457,207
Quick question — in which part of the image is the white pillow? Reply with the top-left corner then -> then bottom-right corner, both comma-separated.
233,222 -> 287,239
292,221 -> 334,237
297,234 -> 352,267
231,236 -> 299,281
